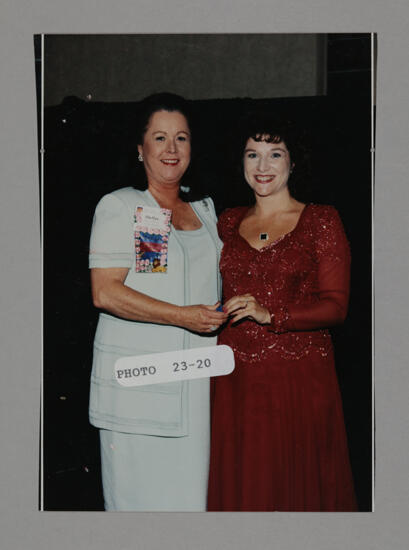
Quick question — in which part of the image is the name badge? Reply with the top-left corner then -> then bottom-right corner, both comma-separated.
114,345 -> 235,387
134,205 -> 171,273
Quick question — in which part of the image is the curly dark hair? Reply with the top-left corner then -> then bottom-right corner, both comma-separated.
232,112 -> 312,203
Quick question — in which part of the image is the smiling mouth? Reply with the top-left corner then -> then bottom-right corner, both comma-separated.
161,159 -> 179,165
255,175 -> 274,183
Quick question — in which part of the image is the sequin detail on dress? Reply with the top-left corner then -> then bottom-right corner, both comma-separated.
217,204 -> 350,362
208,204 -> 357,511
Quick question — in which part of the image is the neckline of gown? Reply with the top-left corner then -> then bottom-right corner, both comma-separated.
236,203 -> 310,252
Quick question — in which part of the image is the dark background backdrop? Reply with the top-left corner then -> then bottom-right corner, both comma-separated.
39,33 -> 373,511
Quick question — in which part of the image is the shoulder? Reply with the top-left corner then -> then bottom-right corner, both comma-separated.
306,203 -> 339,218
192,196 -> 216,216
110,186 -> 146,205
304,203 -> 344,229
218,206 -> 248,225
95,187 -> 148,215
305,204 -> 350,255
217,207 -> 247,240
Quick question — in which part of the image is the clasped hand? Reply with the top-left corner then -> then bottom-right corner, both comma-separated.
182,302 -> 228,333
223,294 -> 270,325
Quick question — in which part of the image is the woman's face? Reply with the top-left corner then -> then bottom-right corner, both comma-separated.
243,137 -> 292,198
138,110 -> 191,188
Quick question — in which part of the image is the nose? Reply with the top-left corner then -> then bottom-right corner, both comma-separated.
167,139 -> 177,153
257,155 -> 270,172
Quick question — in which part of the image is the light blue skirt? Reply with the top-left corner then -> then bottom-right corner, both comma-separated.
99,378 -> 210,511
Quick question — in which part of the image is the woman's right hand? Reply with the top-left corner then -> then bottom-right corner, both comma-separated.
91,268 -> 227,332
179,303 -> 228,333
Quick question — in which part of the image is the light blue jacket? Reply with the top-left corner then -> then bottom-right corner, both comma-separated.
88,187 -> 222,436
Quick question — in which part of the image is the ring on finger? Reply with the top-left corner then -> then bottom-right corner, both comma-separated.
210,325 -> 217,331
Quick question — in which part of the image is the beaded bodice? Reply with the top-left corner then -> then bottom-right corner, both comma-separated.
218,204 -> 351,362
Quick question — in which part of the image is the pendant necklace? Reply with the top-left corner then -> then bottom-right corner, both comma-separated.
259,232 -> 269,241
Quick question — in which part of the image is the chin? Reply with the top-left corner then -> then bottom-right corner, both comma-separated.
254,187 -> 274,196
160,176 -> 183,186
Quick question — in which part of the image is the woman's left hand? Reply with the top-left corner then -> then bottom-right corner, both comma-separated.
223,294 -> 271,325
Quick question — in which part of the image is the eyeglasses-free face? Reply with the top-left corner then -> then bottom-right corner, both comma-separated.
138,110 -> 191,188
243,137 -> 292,198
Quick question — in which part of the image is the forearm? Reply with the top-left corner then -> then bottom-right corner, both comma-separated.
93,278 -> 183,326
91,268 -> 227,333
269,293 -> 348,333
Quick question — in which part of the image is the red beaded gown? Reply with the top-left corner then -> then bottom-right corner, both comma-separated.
207,204 -> 357,511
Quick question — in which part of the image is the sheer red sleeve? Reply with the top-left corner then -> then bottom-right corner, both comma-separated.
268,207 -> 351,333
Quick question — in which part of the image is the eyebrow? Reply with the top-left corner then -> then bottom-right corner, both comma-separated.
152,130 -> 190,135
244,147 -> 287,153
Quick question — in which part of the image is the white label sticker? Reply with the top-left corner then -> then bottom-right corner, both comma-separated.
114,345 -> 234,387
135,205 -> 171,231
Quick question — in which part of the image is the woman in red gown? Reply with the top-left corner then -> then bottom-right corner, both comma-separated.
207,116 -> 357,511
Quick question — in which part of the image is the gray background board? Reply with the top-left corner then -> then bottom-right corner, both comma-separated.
1,1 -> 408,549
44,34 -> 325,105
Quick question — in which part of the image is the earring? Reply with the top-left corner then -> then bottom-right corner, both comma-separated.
138,153 -> 143,162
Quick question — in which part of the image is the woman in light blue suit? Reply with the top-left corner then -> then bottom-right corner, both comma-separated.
89,93 -> 227,511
